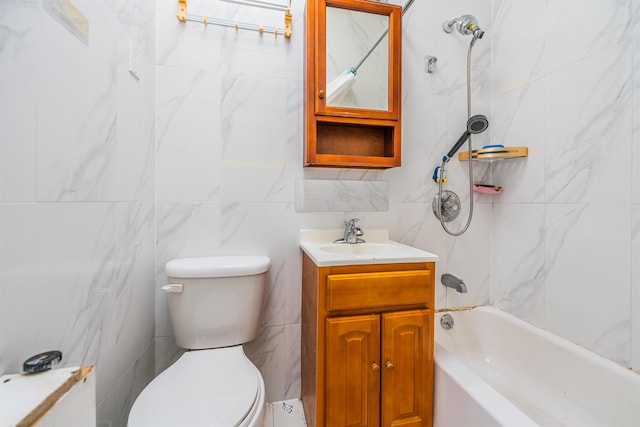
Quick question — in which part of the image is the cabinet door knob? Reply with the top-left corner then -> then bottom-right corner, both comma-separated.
385,360 -> 394,370
371,363 -> 380,372
318,90 -> 325,99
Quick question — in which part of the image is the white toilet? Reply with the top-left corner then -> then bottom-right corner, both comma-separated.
128,255 -> 271,427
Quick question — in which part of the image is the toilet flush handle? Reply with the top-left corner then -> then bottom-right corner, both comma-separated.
161,283 -> 184,293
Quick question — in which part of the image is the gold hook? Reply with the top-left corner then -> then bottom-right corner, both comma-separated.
177,0 -> 187,22
284,9 -> 292,38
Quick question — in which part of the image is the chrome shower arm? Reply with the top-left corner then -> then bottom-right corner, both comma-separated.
442,17 -> 460,33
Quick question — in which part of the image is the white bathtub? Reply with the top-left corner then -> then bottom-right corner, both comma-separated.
434,306 -> 640,427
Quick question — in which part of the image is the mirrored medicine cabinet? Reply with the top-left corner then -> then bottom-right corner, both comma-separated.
305,0 -> 402,168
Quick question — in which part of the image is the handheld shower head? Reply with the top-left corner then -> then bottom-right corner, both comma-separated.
443,15 -> 484,39
467,114 -> 489,133
445,114 -> 489,159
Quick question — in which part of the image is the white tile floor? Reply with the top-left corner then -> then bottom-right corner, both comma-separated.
263,399 -> 307,427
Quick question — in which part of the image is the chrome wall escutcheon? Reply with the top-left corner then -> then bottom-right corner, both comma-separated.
440,313 -> 454,330
432,190 -> 461,222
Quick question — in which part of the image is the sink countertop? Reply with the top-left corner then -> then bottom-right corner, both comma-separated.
299,229 -> 439,267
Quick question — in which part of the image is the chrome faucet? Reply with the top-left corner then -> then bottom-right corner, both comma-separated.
334,218 -> 365,244
441,273 -> 467,293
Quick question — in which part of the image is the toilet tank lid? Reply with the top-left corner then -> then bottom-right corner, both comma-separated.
165,256 -> 271,278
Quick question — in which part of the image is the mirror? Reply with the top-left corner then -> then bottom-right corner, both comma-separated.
314,0 -> 401,120
325,6 -> 389,110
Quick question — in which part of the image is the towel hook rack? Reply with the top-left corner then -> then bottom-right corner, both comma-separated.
177,0 -> 292,38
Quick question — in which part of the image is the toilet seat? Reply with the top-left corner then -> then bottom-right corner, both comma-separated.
127,346 -> 263,427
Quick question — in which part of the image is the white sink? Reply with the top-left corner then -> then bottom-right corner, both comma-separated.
300,229 -> 438,266
319,242 -> 404,256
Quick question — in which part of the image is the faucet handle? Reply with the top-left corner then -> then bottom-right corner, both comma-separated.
348,218 -> 365,243
345,218 -> 360,227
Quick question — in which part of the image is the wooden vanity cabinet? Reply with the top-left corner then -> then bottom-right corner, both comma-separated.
301,253 -> 435,427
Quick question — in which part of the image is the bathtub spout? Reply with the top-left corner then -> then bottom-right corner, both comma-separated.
441,273 -> 467,293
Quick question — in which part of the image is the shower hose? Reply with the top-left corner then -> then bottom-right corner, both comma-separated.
437,37 -> 477,236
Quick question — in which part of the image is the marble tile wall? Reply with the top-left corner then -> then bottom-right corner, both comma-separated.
0,1 -> 156,426
3,0 -> 637,426
491,0 -> 640,372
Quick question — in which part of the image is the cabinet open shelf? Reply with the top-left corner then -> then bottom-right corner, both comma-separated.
317,122 -> 394,157
306,119 -> 400,168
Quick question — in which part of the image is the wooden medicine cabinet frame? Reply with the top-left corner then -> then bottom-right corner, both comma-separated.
305,0 -> 402,168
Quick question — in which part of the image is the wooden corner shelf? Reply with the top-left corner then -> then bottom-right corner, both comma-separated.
458,146 -> 528,161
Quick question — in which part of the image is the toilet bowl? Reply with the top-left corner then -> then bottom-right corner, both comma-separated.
128,256 -> 271,427
127,347 -> 265,427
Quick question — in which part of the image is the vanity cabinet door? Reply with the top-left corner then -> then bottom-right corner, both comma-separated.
326,315 -> 381,427
381,310 -> 433,427
325,310 -> 433,427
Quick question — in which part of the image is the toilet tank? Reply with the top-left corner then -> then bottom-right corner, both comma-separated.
163,256 -> 271,350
